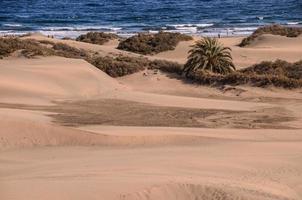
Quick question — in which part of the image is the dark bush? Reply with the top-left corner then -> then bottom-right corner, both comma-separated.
0,37 -> 24,57
186,60 -> 302,89
0,37 -> 91,59
62,37 -> 73,40
0,37 -> 55,58
53,43 -> 88,59
239,25 -> 302,47
88,55 -> 184,77
76,32 -> 119,45
88,55 -> 149,77
189,71 -> 302,89
38,40 -> 56,45
240,60 -> 302,80
148,59 -> 184,75
20,46 -> 54,58
117,31 -> 193,55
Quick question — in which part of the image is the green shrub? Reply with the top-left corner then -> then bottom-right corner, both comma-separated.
117,31 -> 193,55
240,25 -> 302,47
76,32 -> 119,45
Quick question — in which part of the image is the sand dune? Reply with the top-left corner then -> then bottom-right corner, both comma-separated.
1,34 -> 302,200
0,56 -> 121,104
244,34 -> 302,49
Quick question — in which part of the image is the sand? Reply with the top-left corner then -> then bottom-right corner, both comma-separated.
1,33 -> 302,200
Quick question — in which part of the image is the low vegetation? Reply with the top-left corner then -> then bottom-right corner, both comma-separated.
88,55 -> 183,77
117,31 -> 193,55
0,37 -> 90,59
148,59 -> 184,75
239,25 -> 302,47
241,60 -> 302,80
186,60 -> 302,89
53,43 -> 88,59
88,55 -> 148,77
38,40 -> 56,45
76,32 -> 119,45
0,37 -> 55,58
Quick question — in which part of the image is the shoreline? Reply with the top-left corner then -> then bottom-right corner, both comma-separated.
0,27 -> 260,39
1,23 -> 302,39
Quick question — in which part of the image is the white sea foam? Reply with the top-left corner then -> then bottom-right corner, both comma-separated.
37,25 -> 123,38
148,30 -> 159,34
167,24 -> 214,33
287,22 -> 300,25
41,25 -> 121,32
169,23 -> 214,28
232,27 -> 258,31
3,23 -> 23,27
165,23 -> 214,34
38,30 -> 87,38
0,30 -> 28,36
0,24 -> 258,39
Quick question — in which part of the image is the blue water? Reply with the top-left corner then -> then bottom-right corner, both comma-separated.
0,0 -> 301,38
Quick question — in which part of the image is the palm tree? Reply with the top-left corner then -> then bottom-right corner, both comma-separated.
183,37 -> 235,76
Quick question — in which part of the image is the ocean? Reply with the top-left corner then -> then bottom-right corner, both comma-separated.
0,0 -> 301,38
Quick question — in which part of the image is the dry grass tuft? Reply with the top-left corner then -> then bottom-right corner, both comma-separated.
239,25 -> 302,47
117,31 -> 193,55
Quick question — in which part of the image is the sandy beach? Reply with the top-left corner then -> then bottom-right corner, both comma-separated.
1,33 -> 302,200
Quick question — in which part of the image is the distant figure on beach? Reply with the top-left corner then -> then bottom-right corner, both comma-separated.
218,33 -> 221,38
